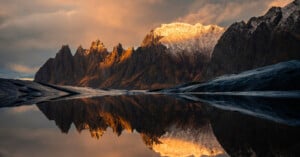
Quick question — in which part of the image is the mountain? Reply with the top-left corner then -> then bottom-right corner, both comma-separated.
35,0 -> 300,89
142,23 -> 224,57
35,23 -> 224,89
204,0 -> 300,79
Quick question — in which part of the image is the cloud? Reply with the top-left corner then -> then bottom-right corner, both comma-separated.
268,0 -> 293,7
176,0 -> 293,26
0,0 -> 193,71
10,105 -> 39,113
7,63 -> 38,74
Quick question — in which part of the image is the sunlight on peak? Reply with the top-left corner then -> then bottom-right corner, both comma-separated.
154,22 -> 224,40
152,22 -> 225,56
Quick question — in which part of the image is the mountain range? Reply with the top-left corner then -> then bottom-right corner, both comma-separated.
35,23 -> 224,89
35,0 -> 300,89
205,0 -> 300,79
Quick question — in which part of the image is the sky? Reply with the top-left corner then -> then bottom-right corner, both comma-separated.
0,0 -> 293,76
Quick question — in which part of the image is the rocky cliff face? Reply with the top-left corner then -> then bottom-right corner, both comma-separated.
205,0 -> 300,79
35,23 -> 223,89
35,45 -> 75,84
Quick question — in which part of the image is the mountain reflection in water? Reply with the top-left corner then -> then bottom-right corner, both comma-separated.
37,95 -> 224,157
33,94 -> 300,157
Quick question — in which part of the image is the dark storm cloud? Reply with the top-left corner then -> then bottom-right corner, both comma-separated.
0,0 -> 292,74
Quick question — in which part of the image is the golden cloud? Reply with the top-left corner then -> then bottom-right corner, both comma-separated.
269,0 -> 293,7
8,63 -> 38,74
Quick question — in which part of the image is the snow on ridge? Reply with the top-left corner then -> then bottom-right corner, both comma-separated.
153,22 -> 225,57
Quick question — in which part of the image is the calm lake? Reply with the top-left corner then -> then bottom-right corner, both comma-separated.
0,94 -> 299,157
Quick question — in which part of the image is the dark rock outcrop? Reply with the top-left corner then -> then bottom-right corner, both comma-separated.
164,60 -> 300,93
0,78 -> 76,107
35,45 -> 75,84
205,0 -> 300,79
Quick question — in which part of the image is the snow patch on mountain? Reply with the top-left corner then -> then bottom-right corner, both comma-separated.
153,23 -> 224,57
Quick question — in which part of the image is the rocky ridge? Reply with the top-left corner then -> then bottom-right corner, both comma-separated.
35,23 -> 223,89
34,0 -> 300,89
163,60 -> 300,93
205,0 -> 300,79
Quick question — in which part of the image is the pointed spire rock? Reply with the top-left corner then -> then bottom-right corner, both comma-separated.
90,39 -> 107,53
77,45 -> 83,51
141,30 -> 163,47
55,45 -> 73,60
112,43 -> 124,56
74,45 -> 87,57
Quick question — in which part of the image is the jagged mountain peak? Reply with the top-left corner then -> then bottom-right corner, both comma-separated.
205,0 -> 300,80
112,43 -> 124,56
246,0 -> 300,33
143,22 -> 225,57
141,30 -> 162,47
153,22 -> 223,39
58,44 -> 71,52
90,39 -> 107,53
55,45 -> 72,59
77,45 -> 83,50
246,7 -> 282,32
284,0 -> 300,11
74,45 -> 87,57
281,0 -> 300,22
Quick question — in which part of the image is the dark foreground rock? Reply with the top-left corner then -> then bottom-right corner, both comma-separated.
164,60 -> 300,93
0,79 -> 78,107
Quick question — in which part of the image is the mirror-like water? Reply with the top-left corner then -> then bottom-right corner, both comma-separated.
0,94 -> 299,157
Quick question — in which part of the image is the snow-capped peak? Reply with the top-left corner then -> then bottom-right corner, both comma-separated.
153,22 -> 225,57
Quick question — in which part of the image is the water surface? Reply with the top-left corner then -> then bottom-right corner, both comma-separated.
0,94 -> 299,157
